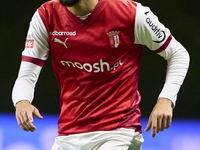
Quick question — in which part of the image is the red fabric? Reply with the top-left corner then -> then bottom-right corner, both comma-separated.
154,34 -> 172,53
38,0 -> 143,135
22,55 -> 45,67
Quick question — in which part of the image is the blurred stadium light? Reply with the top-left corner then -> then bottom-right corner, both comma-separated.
0,113 -> 199,150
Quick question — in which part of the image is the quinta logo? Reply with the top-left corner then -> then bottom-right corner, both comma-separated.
61,59 -> 123,73
146,18 -> 166,43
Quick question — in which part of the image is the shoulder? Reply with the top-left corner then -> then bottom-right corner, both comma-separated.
105,0 -> 138,9
103,0 -> 138,20
40,0 -> 60,7
38,0 -> 64,14
37,0 -> 66,21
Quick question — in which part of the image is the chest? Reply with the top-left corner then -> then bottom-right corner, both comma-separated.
49,18 -> 135,61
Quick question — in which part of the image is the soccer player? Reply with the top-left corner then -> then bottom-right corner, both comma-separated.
12,0 -> 190,149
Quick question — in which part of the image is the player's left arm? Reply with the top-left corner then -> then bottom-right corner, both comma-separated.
134,3 -> 190,137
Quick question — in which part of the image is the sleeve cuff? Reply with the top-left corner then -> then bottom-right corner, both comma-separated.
158,83 -> 181,108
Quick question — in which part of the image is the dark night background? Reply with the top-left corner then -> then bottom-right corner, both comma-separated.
0,0 -> 199,119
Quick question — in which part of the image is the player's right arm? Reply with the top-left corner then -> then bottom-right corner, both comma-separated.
15,100 -> 43,132
12,10 -> 49,131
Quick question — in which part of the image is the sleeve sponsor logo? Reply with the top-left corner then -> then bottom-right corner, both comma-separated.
145,12 -> 166,43
25,39 -> 34,48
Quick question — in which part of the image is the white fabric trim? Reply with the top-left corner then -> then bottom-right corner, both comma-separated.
76,13 -> 91,20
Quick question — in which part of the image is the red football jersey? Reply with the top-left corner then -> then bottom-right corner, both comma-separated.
38,0 -> 143,135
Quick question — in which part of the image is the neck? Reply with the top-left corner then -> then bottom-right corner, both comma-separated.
67,0 -> 99,16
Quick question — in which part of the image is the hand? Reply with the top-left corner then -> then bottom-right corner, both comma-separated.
145,98 -> 173,137
15,100 -> 43,132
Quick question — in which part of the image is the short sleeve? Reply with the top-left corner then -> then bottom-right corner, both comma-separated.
134,3 -> 172,54
22,10 -> 50,66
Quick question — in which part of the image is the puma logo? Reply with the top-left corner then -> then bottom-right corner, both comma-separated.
54,38 -> 68,49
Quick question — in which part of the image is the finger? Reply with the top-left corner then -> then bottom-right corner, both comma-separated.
145,117 -> 152,132
16,110 -> 27,131
166,116 -> 172,129
22,112 -> 34,131
152,115 -> 157,137
16,115 -> 28,131
27,109 -> 34,123
161,115 -> 167,131
18,114 -> 30,131
33,108 -> 43,120
26,111 -> 37,132
157,115 -> 162,133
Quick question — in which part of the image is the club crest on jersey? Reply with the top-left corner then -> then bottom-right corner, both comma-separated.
107,31 -> 120,48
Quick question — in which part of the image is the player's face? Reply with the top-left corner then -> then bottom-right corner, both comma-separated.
59,0 -> 81,7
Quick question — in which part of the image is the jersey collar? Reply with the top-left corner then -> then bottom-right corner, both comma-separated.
64,0 -> 107,27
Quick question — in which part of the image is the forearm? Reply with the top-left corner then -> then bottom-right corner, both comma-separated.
158,37 -> 190,106
12,62 -> 42,106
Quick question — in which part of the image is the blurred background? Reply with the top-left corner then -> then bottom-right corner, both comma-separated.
0,0 -> 199,150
